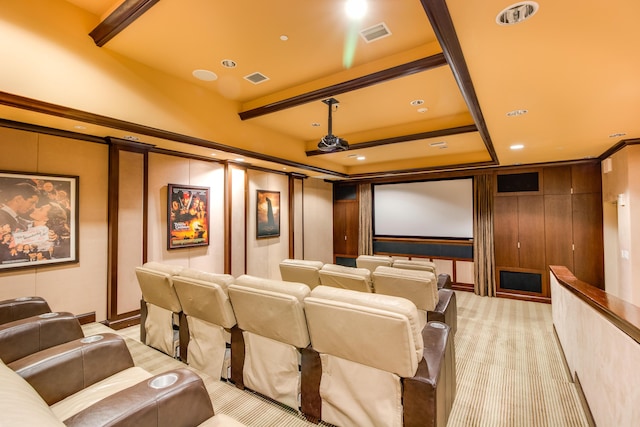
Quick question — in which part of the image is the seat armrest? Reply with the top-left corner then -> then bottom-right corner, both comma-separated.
0,312 -> 83,363
8,333 -> 134,405
63,368 -> 215,427
402,322 -> 455,427
0,297 -> 51,325
437,274 -> 452,290
427,289 -> 457,335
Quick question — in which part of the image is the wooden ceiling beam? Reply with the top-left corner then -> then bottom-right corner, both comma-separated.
89,0 -> 160,47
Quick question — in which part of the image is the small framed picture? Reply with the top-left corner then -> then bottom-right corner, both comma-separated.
167,184 -> 210,249
256,190 -> 280,238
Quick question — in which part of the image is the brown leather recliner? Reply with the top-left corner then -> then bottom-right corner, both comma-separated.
0,296 -> 51,325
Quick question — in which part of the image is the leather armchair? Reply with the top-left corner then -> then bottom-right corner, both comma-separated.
0,296 -> 51,325
135,261 -> 184,357
302,286 -> 455,427
0,311 -> 83,363
228,275 -> 311,410
173,269 -> 236,379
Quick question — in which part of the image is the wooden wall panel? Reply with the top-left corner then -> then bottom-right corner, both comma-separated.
544,195 -> 574,271
573,193 -> 605,287
517,196 -> 545,270
493,196 -> 519,267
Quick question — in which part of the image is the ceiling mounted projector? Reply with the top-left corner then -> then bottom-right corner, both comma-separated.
317,98 -> 349,152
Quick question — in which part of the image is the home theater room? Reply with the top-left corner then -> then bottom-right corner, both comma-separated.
0,0 -> 639,426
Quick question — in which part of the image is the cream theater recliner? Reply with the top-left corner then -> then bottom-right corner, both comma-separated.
318,263 -> 373,292
228,275 -> 311,410
279,258 -> 324,290
372,266 -> 439,330
391,258 -> 438,275
302,286 -> 456,427
135,261 -> 184,357
172,268 -> 236,379
355,254 -> 393,274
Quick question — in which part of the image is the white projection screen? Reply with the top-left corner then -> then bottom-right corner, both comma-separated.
373,178 -> 474,239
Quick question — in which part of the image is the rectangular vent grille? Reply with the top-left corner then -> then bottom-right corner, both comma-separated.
244,72 -> 269,84
360,22 -> 391,43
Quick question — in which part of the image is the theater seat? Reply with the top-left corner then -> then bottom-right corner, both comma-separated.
135,262 -> 184,357
319,263 -> 372,293
173,269 -> 236,379
279,259 -> 324,290
228,275 -> 311,410
0,312 -> 83,364
355,255 -> 392,273
302,286 -> 455,427
0,296 -> 51,325
372,266 -> 439,330
391,258 -> 438,275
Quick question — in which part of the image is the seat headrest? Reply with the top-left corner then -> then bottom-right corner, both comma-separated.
135,266 -> 182,312
319,264 -> 372,292
304,286 -> 423,377
177,268 -> 234,290
372,266 -> 438,311
172,276 -> 236,328
228,276 -> 310,348
141,262 -> 184,276
280,259 -> 324,269
391,259 -> 437,274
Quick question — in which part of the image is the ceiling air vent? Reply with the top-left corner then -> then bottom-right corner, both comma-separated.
359,22 -> 391,43
244,72 -> 269,85
496,2 -> 539,25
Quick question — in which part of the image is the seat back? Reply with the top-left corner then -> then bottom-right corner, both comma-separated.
355,254 -> 392,273
135,262 -> 183,313
305,286 -> 423,376
279,259 -> 323,289
373,266 -> 439,312
318,264 -> 372,293
228,275 -> 311,409
0,297 -> 51,325
392,258 -> 438,275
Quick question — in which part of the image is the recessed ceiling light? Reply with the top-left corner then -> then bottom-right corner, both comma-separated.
609,132 -> 626,138
417,107 -> 428,113
496,2 -> 539,26
74,125 -> 86,130
345,0 -> 368,20
510,144 -> 525,150
123,135 -> 139,141
410,99 -> 424,106
429,141 -> 447,148
192,69 -> 218,81
221,59 -> 237,68
280,35 -> 289,41
210,152 -> 217,157
356,156 -> 366,161
311,122 -> 321,127
234,158 -> 245,162
506,109 -> 528,117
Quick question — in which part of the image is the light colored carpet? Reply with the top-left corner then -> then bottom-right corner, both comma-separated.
83,291 -> 591,426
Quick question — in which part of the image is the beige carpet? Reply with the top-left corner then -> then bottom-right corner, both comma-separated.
83,291 -> 590,426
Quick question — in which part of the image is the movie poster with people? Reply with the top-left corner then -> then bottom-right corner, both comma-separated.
167,184 -> 209,249
0,171 -> 78,270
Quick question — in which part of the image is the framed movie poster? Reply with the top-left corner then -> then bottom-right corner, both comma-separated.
0,171 -> 79,270
167,184 -> 210,249
256,190 -> 280,238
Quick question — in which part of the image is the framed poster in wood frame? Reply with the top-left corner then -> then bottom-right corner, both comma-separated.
0,171 -> 79,270
167,184 -> 210,249
256,189 -> 280,238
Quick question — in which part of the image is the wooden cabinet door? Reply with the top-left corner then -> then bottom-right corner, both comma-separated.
517,195 -> 546,270
544,195 -> 574,270
493,196 -> 519,267
572,193 -> 604,288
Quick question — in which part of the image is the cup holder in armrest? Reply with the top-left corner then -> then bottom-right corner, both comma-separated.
38,312 -> 59,318
15,296 -> 34,301
149,373 -> 179,389
429,322 -> 446,329
80,335 -> 104,344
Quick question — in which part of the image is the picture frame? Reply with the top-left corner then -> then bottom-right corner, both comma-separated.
0,171 -> 79,270
256,190 -> 280,239
167,184 -> 210,249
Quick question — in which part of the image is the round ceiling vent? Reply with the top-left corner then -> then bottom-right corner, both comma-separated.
496,2 -> 539,25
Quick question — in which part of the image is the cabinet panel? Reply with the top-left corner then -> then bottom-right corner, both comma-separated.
544,195 -> 574,270
572,193 -> 604,287
493,196 -> 519,267
572,163 -> 602,194
517,196 -> 545,269
543,166 -> 572,195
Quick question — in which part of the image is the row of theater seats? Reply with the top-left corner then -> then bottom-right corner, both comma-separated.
279,255 -> 457,334
0,296 -> 245,427
135,261 -> 456,427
